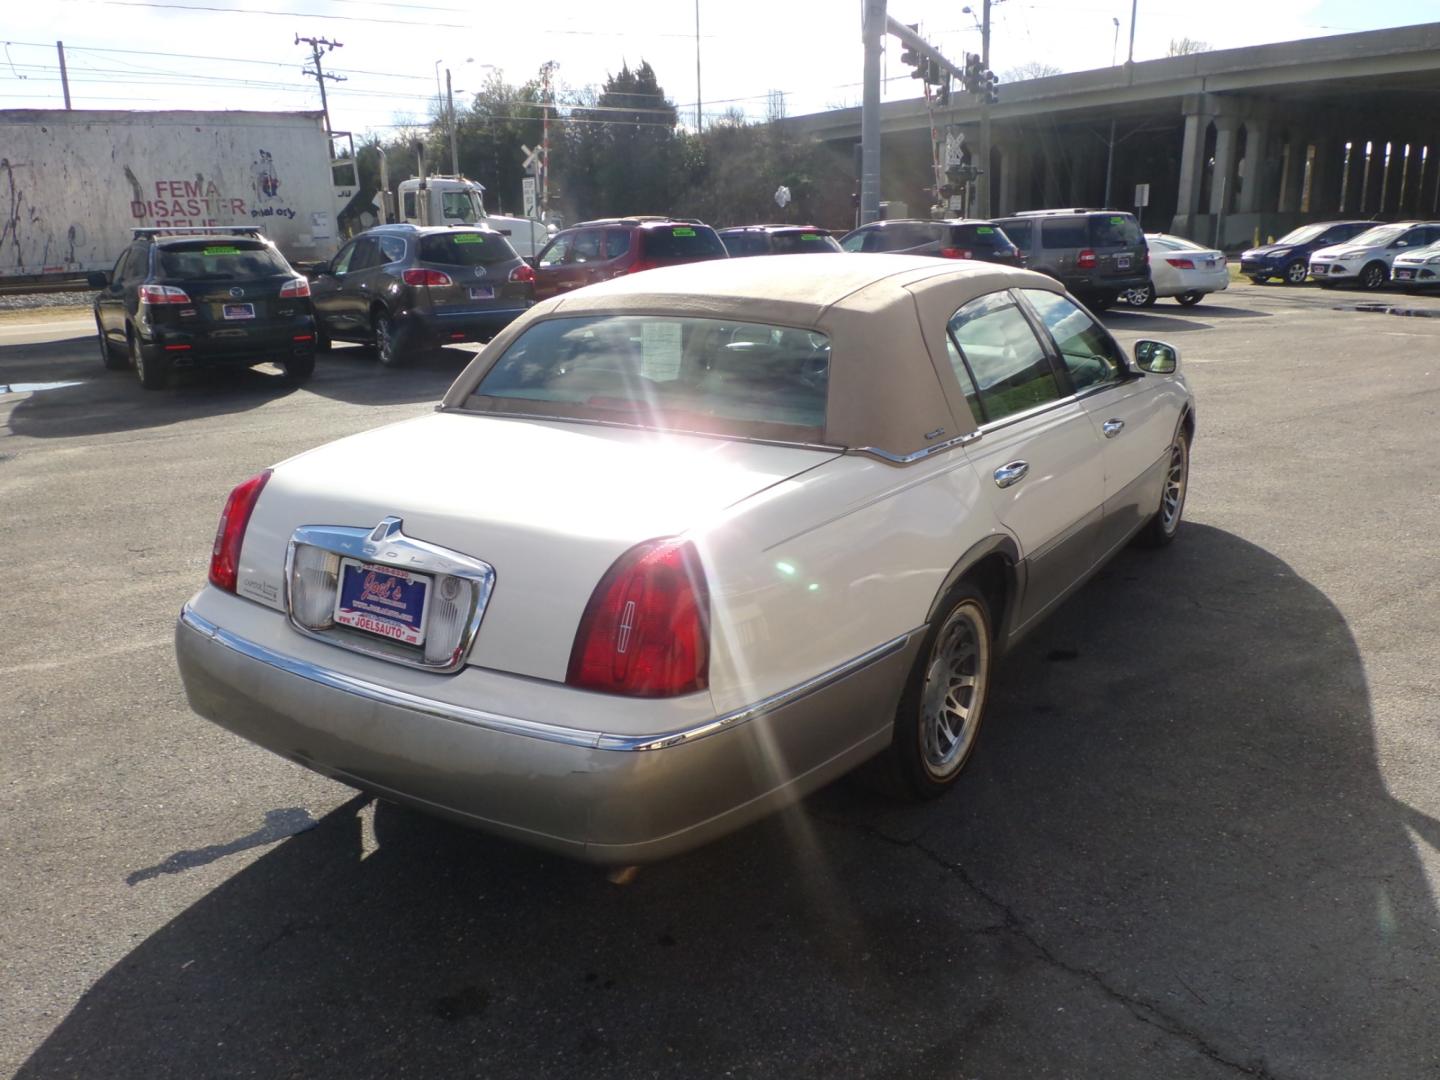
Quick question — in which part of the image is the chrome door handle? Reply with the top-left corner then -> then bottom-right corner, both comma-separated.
1102,419 -> 1125,438
993,461 -> 1029,488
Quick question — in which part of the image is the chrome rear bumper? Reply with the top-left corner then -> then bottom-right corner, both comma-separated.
175,604 -> 917,864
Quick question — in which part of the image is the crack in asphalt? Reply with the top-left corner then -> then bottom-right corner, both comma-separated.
825,814 -> 1282,1080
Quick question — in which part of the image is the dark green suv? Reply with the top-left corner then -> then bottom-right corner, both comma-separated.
994,209 -> 1150,310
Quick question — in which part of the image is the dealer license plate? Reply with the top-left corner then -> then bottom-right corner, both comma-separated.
1116,255 -> 1132,270
222,303 -> 256,320
333,559 -> 431,646
1394,268 -> 1414,280
468,285 -> 495,300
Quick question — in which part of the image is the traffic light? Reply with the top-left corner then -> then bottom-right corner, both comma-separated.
963,53 -> 983,94
900,24 -> 924,78
984,69 -> 1000,105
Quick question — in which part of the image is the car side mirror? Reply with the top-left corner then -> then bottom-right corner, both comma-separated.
1134,339 -> 1178,374
86,271 -> 110,288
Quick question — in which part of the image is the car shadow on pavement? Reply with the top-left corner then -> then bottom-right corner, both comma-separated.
1,339 -> 475,439
14,525 -> 1437,1080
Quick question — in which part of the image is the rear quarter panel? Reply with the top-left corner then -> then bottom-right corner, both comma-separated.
699,451 -> 1000,716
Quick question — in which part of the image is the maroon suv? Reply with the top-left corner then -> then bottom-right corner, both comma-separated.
531,217 -> 728,301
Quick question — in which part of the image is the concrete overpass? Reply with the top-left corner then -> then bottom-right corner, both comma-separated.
789,22 -> 1440,246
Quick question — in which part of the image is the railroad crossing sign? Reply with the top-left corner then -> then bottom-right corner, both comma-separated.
521,143 -> 542,174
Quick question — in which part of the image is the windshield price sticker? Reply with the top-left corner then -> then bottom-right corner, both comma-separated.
672,227 -> 697,237
1110,217 -> 1124,225
801,233 -> 822,241
453,234 -> 487,244
976,226 -> 994,234
640,322 -> 683,381
203,245 -> 242,255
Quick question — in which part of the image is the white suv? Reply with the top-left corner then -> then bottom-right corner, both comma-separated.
1308,221 -> 1440,289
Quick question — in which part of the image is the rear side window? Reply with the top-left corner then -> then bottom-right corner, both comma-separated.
467,314 -> 830,441
870,223 -> 936,251
571,231 -> 604,262
721,232 -> 769,256
1089,215 -> 1143,247
641,225 -> 727,260
156,240 -> 289,280
419,231 -> 515,266
1040,218 -> 1089,248
378,236 -> 407,263
946,291 -> 1061,423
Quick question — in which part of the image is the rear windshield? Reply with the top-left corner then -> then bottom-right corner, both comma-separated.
720,232 -> 769,256
157,240 -> 290,280
768,231 -> 842,254
1040,218 -> 1089,248
1089,215 -> 1144,247
419,230 -> 515,266
465,314 -> 831,443
640,225 -> 728,261
947,223 -> 1015,250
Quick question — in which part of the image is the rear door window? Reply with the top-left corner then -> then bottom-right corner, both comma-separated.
947,291 -> 1062,423
1040,218 -> 1089,248
347,237 -> 383,272
641,225 -> 727,260
1088,214 -> 1143,248
769,231 -> 841,254
721,232 -> 768,256
419,231 -> 515,266
378,236 -> 408,263
840,230 -> 868,252
604,229 -> 633,258
570,230 -> 603,263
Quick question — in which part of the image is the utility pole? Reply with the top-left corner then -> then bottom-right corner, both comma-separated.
296,35 -> 345,142
446,67 -> 459,175
694,0 -> 703,132
540,61 -> 556,222
56,41 -> 72,109
976,0 -> 992,217
859,0 -> 886,225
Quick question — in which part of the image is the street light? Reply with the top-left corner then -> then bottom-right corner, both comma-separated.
433,57 -> 477,176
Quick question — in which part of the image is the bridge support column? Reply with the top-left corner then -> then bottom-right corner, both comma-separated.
1278,134 -> 1307,213
1238,120 -> 1269,214
1174,106 -> 1212,222
1209,115 -> 1241,218
999,140 -> 1021,215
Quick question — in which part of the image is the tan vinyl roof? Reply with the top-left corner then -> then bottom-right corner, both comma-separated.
444,253 -> 1066,460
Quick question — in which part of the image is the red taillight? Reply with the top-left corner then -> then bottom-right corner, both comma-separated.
1166,257 -> 1196,269
508,263 -> 535,283
279,277 -> 311,298
627,259 -> 659,274
139,284 -> 190,305
566,538 -> 709,698
208,470 -> 272,593
939,247 -> 974,259
401,268 -> 454,287
1077,249 -> 1097,270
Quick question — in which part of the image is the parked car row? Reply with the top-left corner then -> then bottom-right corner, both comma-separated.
1241,219 -> 1440,290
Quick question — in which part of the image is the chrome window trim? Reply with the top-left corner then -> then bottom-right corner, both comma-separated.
850,430 -> 983,465
181,604 -> 918,753
283,516 -> 496,674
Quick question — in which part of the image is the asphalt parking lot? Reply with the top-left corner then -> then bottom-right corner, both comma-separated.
3,279 -> 1439,1080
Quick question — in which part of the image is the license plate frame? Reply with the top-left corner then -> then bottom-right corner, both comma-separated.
468,285 -> 495,300
1394,268 -> 1414,280
1116,255 -> 1132,271
333,558 -> 431,647
222,302 -> 256,320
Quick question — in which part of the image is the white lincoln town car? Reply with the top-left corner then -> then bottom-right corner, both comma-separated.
175,254 -> 1195,864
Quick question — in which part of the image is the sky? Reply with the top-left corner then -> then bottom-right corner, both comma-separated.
2,0 -> 1437,137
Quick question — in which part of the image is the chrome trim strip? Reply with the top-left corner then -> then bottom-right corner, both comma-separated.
282,518 -> 496,674
180,604 -> 918,753
595,630 -> 919,751
852,430 -> 982,464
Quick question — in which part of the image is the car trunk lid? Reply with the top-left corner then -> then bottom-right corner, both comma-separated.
240,411 -> 838,681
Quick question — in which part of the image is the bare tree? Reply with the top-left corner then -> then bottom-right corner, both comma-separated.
1167,37 -> 1211,56
1001,61 -> 1062,81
